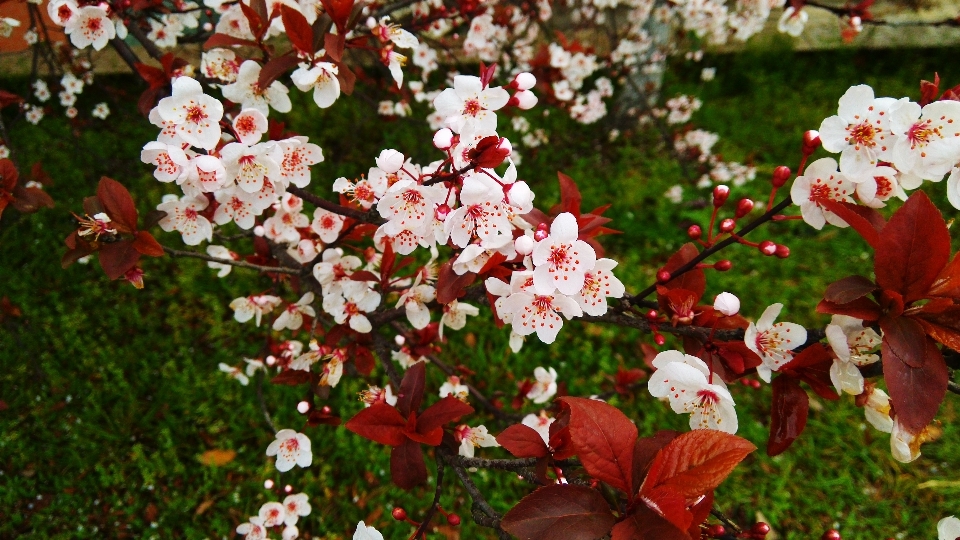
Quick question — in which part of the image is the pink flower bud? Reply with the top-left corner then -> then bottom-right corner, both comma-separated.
435,203 -> 451,221
802,130 -> 821,153
395,335 -> 406,345
775,244 -> 790,258
719,218 -> 736,233
687,224 -> 702,239
654,333 -> 666,346
657,270 -> 671,283
713,292 -> 740,316
759,240 -> 776,256
506,181 -> 533,210
433,128 -> 454,149
534,223 -> 549,241
297,401 -> 310,413
264,479 -> 275,489
202,22 -> 212,31
515,72 -> 536,90
375,149 -> 405,173
712,185 -> 730,207
497,137 -> 513,155
735,198 -> 754,218
715,259 -> 732,272
515,235 -> 534,255
284,484 -> 293,493
254,225 -> 265,236
772,165 -> 791,187
514,90 -> 538,110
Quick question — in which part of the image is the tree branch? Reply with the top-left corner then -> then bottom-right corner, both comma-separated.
411,457 -> 445,540
162,246 -> 301,274
288,186 -> 385,224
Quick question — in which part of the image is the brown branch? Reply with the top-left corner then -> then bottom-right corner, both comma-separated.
949,380 -> 960,396
288,186 -> 384,224
372,331 -> 403,390
441,450 -> 511,540
125,20 -> 165,61
162,246 -> 301,274
411,457 -> 445,540
804,1 -> 960,27
110,36 -> 144,74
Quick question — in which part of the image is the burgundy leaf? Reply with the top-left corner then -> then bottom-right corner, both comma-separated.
767,375 -> 809,456
553,171 -> 582,217
641,430 -> 755,500
396,361 -> 425,417
818,199 -> 884,249
344,402 -> 407,446
880,315 -> 927,369
928,252 -> 960,297
631,431 -> 680,493
99,239 -> 141,280
416,396 -> 474,435
324,32 -> 345,62
640,485 -> 692,531
558,397 -> 637,494
610,505 -> 691,540
133,231 -> 165,257
816,297 -> 882,322
436,260 -> 477,304
390,437 -> 427,490
882,332 -> 948,433
497,424 -> 549,458
203,33 -> 259,49
500,485 -> 616,540
916,309 -> 960,352
257,53 -> 300,90
659,243 -> 705,300
270,369 -> 311,386
96,177 -> 139,233
281,5 -> 314,54
823,275 -> 878,304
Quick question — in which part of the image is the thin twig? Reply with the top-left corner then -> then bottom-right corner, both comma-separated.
256,371 -> 278,434
162,246 -> 301,274
110,37 -> 144,74
411,457 -> 445,539
710,507 -> 743,535
441,451 -> 511,539
373,331 -> 403,390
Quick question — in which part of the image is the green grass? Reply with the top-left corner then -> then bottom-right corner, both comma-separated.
1,44 -> 959,539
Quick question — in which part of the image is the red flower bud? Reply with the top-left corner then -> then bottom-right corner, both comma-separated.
715,260 -> 732,272
392,507 -> 408,521
712,185 -> 730,207
435,203 -> 451,221
447,514 -> 461,526
802,130 -> 821,153
706,525 -> 726,538
654,333 -> 666,346
646,309 -> 658,321
772,165 -> 792,188
656,270 -> 671,283
534,222 -> 549,241
719,218 -> 736,233
687,224 -> 702,239
821,530 -> 841,540
775,244 -> 790,258
735,198 -> 754,218
758,240 -> 776,256
321,405 -> 332,414
752,522 -> 771,537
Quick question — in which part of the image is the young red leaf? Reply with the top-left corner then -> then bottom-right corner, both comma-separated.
823,275 -> 878,304
767,375 -> 809,456
880,315 -> 927,369
818,199 -> 884,249
558,397 -> 637,494
874,191 -> 951,303
97,177 -> 139,233
611,505 -> 691,540
133,231 -> 165,257
390,437 -> 427,490
239,1 -> 266,40
99,239 -> 141,280
281,5 -> 314,54
642,429 -> 756,500
436,260 -> 477,304
335,62 -> 356,95
11,185 -> 54,214
380,239 -> 396,289
257,54 -> 301,90
919,73 -> 940,107
916,308 -> 960,352
344,402 -> 407,446
686,491 -> 714,538
639,485 -> 692,531
554,171 -> 582,217
270,369 -> 312,386
396,361 -> 425,417
631,431 -> 680,492
881,328 -> 948,433
0,90 -> 24,110
354,346 -> 375,375
928,251 -> 960,298
317,0 -> 354,31
659,243 -> 705,299
134,62 -> 168,90
203,33 -> 259,49
324,32 -> 345,62
816,296 -> 882,322
497,424 -> 550,458
500,485 -> 616,540
416,396 -> 474,435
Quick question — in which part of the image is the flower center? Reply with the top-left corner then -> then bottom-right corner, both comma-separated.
531,295 -> 554,314
907,119 -> 938,148
846,121 -> 876,148
463,99 -> 482,117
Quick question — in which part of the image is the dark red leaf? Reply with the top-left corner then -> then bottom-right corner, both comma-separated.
882,331 -> 948,433
380,239 -> 396,288
258,54 -> 300,90
347,270 -> 380,283
818,199 -> 884,249
558,397 -> 637,494
500,485 -> 616,540
30,162 -> 52,186
554,172 -> 582,217
713,341 -> 762,374
816,296 -> 883,322
919,73 -> 940,107
305,408 -> 342,427
281,5 -> 314,54
880,315 -> 927,369
138,87 -> 165,118
416,396 -> 474,435
396,361 -> 425,417
928,252 -> 960,297
781,343 -> 832,371
660,243 -> 705,299
497,424 -> 549,458
317,0 -> 354,31
874,191 -> 951,303
354,346 -> 375,375
335,62 -> 355,95
640,485 -> 692,531
239,1 -> 266,40
824,275 -> 878,304
96,177 -> 139,233
344,402 -> 407,446
270,369 -> 311,385
11,186 -> 54,214
641,430 -> 755,500
203,33 -> 259,49
916,308 -> 960,352
390,437 -> 427,490
324,32 -> 344,62
0,90 -> 24,110
610,505 -> 691,540
687,491 -> 714,538
0,158 -> 18,189
98,240 -> 142,280
134,62 -> 167,89
767,375 -> 809,456
436,261 -> 477,304
133,231 -> 165,257
631,431 -> 680,492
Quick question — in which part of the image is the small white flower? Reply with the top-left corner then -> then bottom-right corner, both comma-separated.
525,367 -> 558,404
648,350 -> 738,433
744,303 -> 807,383
938,516 -> 960,540
282,493 -> 311,526
266,429 -> 313,472
354,521 -> 384,540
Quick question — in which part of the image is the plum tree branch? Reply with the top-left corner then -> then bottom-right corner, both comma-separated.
288,186 -> 385,224
162,246 -> 301,274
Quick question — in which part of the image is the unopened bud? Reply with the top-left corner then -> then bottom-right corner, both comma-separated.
706,524 -> 725,538
772,165 -> 791,188
266,355 -> 277,366
284,484 -> 293,493
297,401 -> 310,414
395,334 -> 406,345
654,333 -> 666,346
433,128 -> 454,149
514,72 -> 536,90
712,185 -> 730,207
514,90 -> 538,110
202,21 -> 213,31
821,531 -> 841,540
321,405 -> 331,414
775,244 -> 790,258
447,513 -> 461,526
735,198 -> 754,218
515,235 -> 534,255
376,149 -> 405,173
751,379 -> 762,389
802,130 -> 821,153
752,522 -> 771,537
264,479 -> 275,489
713,292 -> 740,316
759,240 -> 776,256
435,203 -> 451,221
719,218 -> 736,233
497,137 -> 513,155
392,507 -> 408,521
656,270 -> 671,283
687,224 -> 702,239
646,309 -> 659,321
715,259 -> 732,272
534,222 -> 549,242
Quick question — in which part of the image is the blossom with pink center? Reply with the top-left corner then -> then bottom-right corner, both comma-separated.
377,179 -> 445,235
206,245 -> 239,277
222,60 -> 292,117
532,212 -> 597,295
236,516 -> 267,540
221,141 -> 282,194
311,208 -> 344,243
312,248 -> 367,299
840,161 -> 904,208
232,108 -> 268,145
262,206 -> 309,244
214,187 -> 261,229
501,289 -> 582,344
938,516 -> 960,540
64,6 -> 115,51
273,292 -> 316,331
445,172 -> 512,249
259,501 -> 286,527
825,315 -> 881,395
140,141 -> 189,183
282,493 -> 311,526
648,350 -> 738,433
433,75 -> 511,136
201,48 -> 240,83
744,303 -> 807,383
266,429 -> 312,472
453,424 -> 499,458
575,258 -> 624,316
218,362 -> 249,385
333,175 -> 387,210
322,288 -> 381,333
156,77 -> 224,151
48,0 -> 78,27
229,294 -> 281,326
157,194 -> 213,245
277,137 -> 323,189
360,385 -> 398,407
439,375 -> 469,401
439,300 -> 479,339
525,367 -> 558,404
713,292 -> 740,316
185,154 -> 227,193
522,411 -> 554,444
889,98 -> 960,181
291,62 -> 341,109
789,157 -> 855,230
818,85 -> 896,173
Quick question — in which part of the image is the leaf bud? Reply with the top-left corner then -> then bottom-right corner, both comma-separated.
656,270 -> 671,283
447,513 -> 461,526
712,184 -> 730,207
735,198 -> 754,218
392,507 -> 408,521
772,165 -> 792,188
687,224 -> 702,239
775,244 -> 790,258
758,240 -> 776,256
715,260 -> 732,272
719,218 -> 736,233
